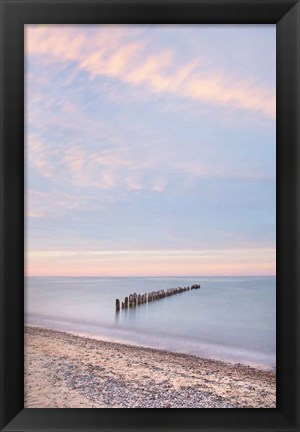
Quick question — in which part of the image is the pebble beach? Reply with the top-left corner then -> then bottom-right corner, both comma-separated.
25,326 -> 276,408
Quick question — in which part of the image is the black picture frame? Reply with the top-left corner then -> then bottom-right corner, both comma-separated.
0,0 -> 299,431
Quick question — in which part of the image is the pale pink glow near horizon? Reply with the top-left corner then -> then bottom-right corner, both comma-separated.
26,249 -> 276,277
25,25 -> 276,277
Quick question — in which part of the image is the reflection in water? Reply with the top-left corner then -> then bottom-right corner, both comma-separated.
117,301 -> 153,325
114,310 -> 120,324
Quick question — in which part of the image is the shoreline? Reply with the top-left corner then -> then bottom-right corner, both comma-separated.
25,321 -> 275,372
25,326 -> 276,408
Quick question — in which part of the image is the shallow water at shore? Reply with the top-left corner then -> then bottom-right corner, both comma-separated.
25,276 -> 276,369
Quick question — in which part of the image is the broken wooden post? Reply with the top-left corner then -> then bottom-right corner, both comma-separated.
116,299 -> 120,312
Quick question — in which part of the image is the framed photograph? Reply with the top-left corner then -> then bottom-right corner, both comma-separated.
0,0 -> 299,431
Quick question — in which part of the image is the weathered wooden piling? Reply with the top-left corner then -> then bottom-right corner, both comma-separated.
116,283 -> 201,310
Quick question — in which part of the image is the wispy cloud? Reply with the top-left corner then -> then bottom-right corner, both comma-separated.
26,131 -> 274,205
26,188 -> 101,220
26,25 -> 275,118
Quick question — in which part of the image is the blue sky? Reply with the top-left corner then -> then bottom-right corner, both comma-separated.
25,25 -> 276,276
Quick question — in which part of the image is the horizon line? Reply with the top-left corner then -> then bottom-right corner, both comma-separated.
25,274 -> 276,278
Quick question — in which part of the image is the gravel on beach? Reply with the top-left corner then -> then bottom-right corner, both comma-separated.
24,326 -> 276,408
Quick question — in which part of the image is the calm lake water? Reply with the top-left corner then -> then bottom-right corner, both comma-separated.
25,276 -> 276,369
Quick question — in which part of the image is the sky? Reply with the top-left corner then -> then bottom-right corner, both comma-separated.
25,25 -> 276,277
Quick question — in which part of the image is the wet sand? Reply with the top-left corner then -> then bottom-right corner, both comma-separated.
25,326 -> 276,408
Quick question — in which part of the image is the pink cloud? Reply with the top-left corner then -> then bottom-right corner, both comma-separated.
26,210 -> 45,218
25,25 -> 275,118
26,136 -> 54,177
26,25 -> 85,61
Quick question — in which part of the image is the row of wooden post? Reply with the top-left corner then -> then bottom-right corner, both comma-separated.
115,284 -> 200,311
